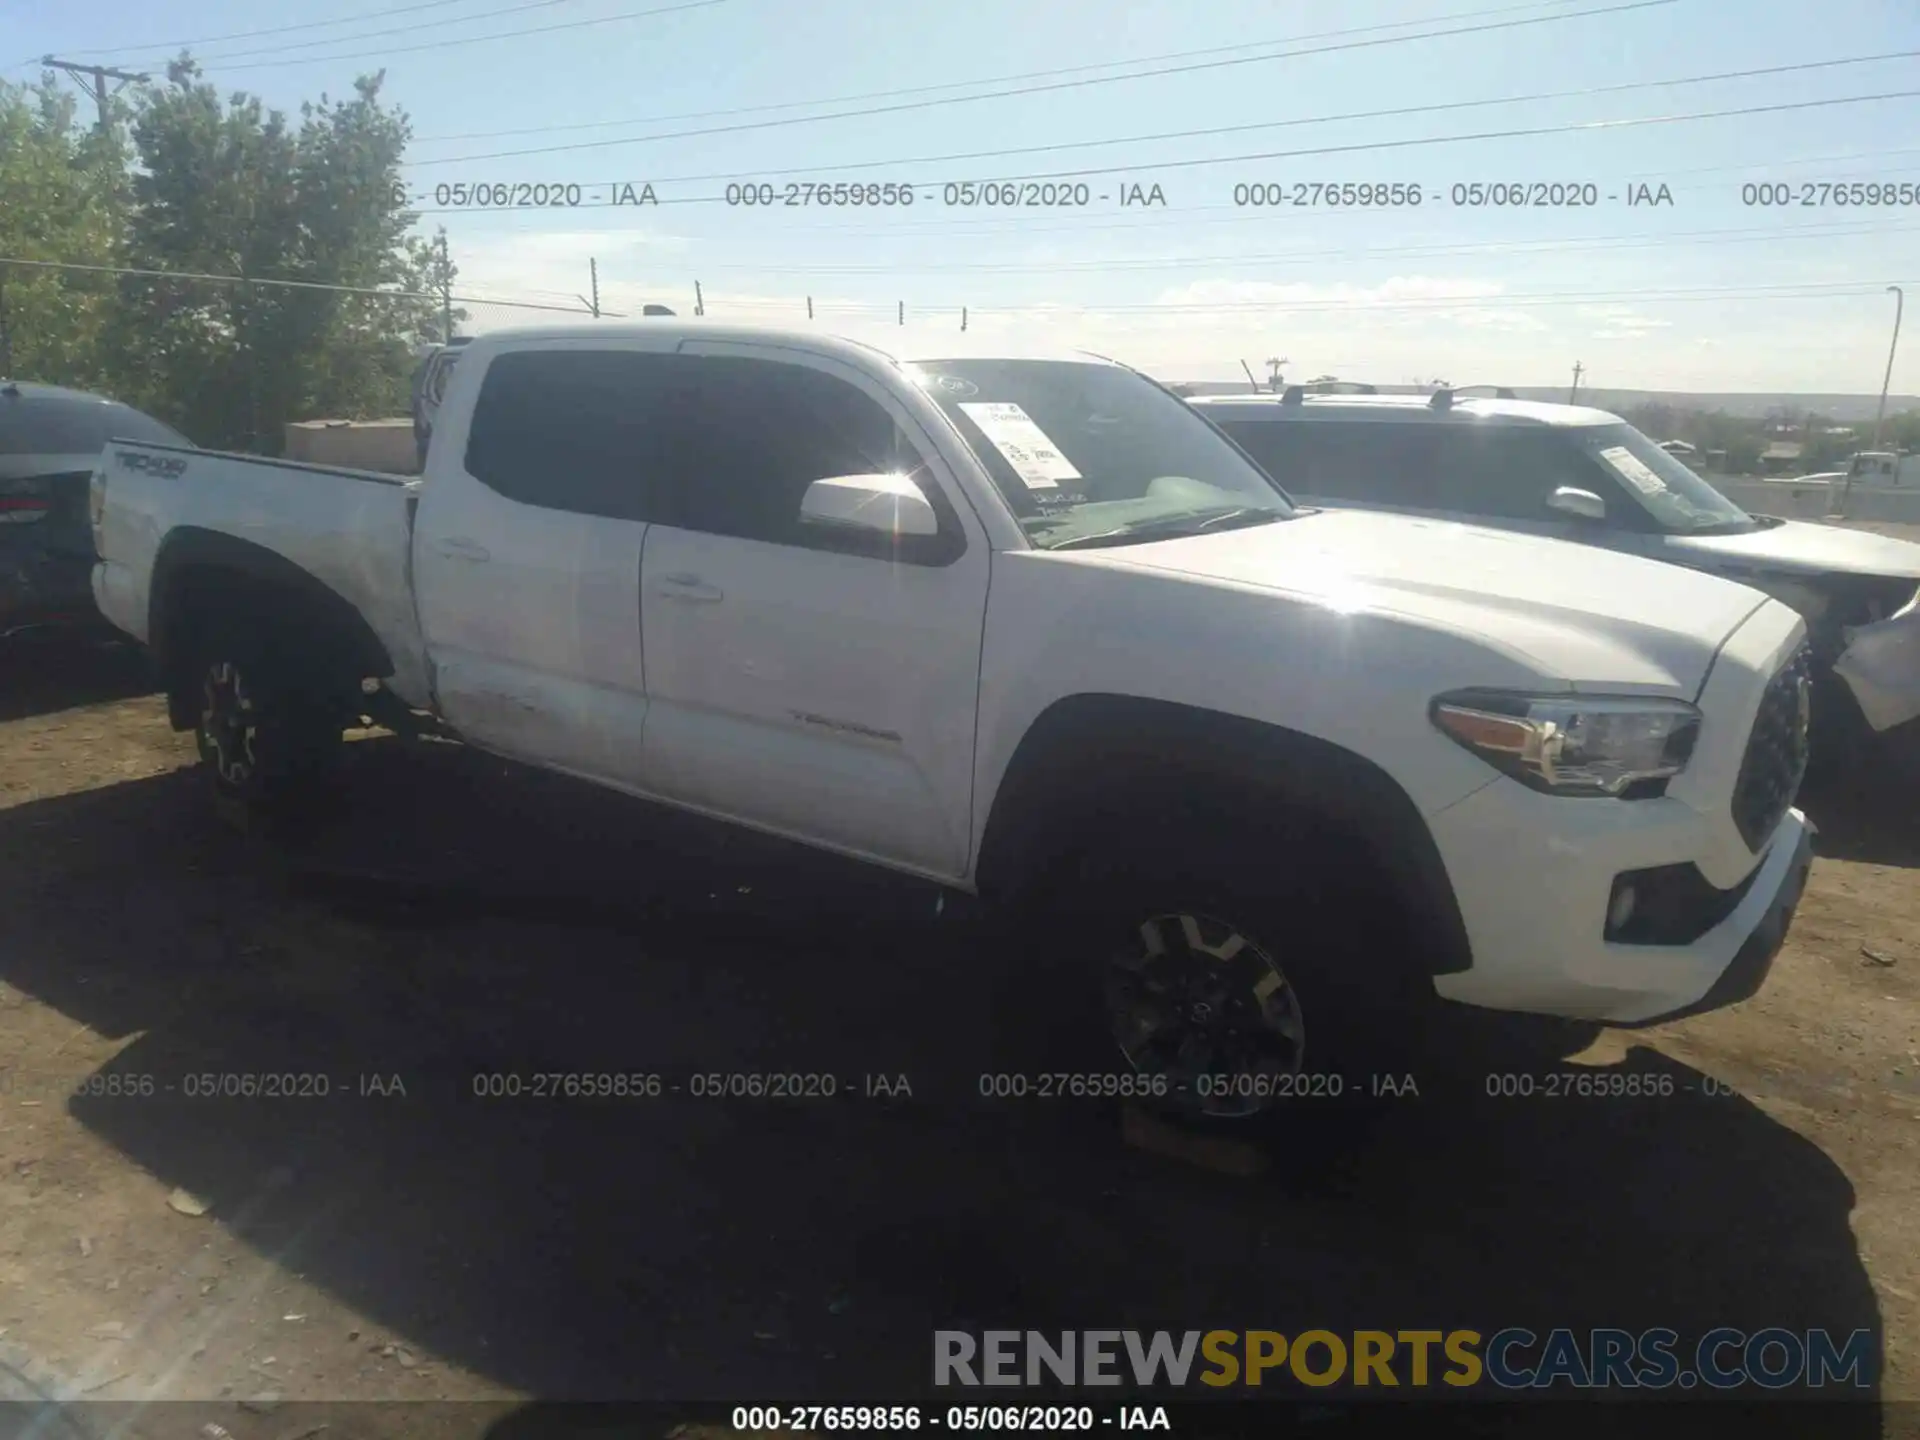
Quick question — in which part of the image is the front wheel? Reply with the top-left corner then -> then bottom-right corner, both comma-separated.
1010,825 -> 1438,1136
1103,909 -> 1312,1123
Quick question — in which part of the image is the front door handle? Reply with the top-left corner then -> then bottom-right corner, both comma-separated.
655,572 -> 723,603
435,536 -> 491,562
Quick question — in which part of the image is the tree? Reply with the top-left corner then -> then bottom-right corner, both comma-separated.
106,58 -> 443,450
0,75 -> 126,386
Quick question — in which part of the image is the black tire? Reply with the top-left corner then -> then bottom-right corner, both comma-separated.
188,619 -> 344,827
995,810 -> 1438,1143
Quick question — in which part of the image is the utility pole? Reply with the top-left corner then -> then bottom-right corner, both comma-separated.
694,281 -> 704,317
439,231 -> 454,341
41,57 -> 148,135
1872,285 -> 1904,450
1569,361 -> 1585,404
589,257 -> 600,319
0,268 -> 12,377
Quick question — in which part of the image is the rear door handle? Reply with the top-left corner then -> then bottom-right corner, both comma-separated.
655,571 -> 723,603
435,537 -> 491,562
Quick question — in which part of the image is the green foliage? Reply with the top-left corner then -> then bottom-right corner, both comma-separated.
0,75 -> 126,388
2,59 -> 462,451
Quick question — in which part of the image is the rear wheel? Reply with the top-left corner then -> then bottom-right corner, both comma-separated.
189,622 -> 344,825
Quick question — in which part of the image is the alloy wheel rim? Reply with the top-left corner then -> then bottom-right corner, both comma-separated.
1104,911 -> 1306,1120
200,661 -> 259,787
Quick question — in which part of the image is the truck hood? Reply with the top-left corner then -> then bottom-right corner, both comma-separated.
1074,508 -> 1775,694
1665,516 -> 1920,580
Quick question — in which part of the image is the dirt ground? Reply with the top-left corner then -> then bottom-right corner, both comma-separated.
1,556 -> 1917,1437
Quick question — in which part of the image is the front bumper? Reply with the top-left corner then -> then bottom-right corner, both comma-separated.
1428,787 -> 1812,1025
1612,814 -> 1813,1028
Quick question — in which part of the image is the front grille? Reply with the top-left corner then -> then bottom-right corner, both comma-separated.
1731,645 -> 1811,851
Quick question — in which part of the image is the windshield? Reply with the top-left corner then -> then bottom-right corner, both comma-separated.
1572,423 -> 1755,534
906,358 -> 1296,549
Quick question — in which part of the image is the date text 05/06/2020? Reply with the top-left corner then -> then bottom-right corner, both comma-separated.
391,181 -> 1174,210
1228,180 -> 1677,208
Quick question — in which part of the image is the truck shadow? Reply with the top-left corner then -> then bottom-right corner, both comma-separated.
0,740 -> 1887,1419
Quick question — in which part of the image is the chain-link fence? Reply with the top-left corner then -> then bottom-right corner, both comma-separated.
3,253 -> 1008,455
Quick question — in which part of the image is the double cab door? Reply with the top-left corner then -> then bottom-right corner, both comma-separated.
411,337 -> 990,881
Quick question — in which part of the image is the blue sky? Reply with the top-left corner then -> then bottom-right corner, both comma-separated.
9,0 -> 1920,390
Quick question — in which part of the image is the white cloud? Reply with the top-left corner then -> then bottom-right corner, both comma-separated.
1578,305 -> 1674,342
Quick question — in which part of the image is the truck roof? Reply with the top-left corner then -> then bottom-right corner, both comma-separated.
1189,392 -> 1624,427
455,322 -> 1125,371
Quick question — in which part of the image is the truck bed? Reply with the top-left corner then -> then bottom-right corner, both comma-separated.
91,441 -> 433,708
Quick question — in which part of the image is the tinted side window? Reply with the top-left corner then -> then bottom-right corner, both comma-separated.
465,349 -> 678,520
465,350 -> 952,556
1226,420 -> 1442,507
1428,427 -> 1594,519
650,357 -> 943,557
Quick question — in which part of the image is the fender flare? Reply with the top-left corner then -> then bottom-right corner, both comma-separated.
973,694 -> 1473,977
148,527 -> 394,729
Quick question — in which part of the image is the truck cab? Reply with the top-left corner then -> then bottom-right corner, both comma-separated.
1846,451 -> 1919,487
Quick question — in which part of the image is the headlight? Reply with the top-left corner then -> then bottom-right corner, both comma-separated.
1430,691 -> 1701,797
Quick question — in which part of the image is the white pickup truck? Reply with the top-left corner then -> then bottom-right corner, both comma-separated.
89,323 -> 1816,1125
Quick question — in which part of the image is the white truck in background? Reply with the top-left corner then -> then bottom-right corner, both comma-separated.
89,323 -> 1815,1131
1842,450 -> 1920,490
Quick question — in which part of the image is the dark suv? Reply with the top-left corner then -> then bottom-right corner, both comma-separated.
1,381 -> 192,636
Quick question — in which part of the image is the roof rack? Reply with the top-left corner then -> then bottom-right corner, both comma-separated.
1435,383 -> 1517,405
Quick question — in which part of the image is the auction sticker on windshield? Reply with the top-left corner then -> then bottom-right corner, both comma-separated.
1599,446 -> 1669,495
958,402 -> 1083,490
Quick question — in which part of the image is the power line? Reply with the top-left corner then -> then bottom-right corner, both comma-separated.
0,255 -> 612,313
410,0 -> 1593,143
975,280 -> 1912,315
126,0 -> 579,67
588,50 -> 1920,190
33,0 -> 524,61
411,0 -> 1676,166
960,89 -> 1920,188
585,280 -> 1916,319
588,219 -> 1920,276
194,0 -> 728,73
403,89 -> 1920,212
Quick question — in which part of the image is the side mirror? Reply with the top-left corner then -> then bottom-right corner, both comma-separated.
800,472 -> 939,539
1546,486 -> 1607,523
